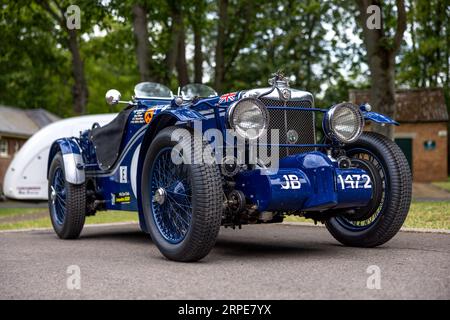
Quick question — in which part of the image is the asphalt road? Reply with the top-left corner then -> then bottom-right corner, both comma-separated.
1,223 -> 449,299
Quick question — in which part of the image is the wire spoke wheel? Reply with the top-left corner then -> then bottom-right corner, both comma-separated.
325,132 -> 412,247
336,148 -> 387,230
48,152 -> 86,239
150,147 -> 193,244
141,126 -> 223,262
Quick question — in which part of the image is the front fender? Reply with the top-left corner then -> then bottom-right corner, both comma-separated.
135,107 -> 206,233
363,111 -> 399,126
48,138 -> 85,185
157,107 -> 206,122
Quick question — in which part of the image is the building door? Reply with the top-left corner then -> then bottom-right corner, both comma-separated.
395,138 -> 413,175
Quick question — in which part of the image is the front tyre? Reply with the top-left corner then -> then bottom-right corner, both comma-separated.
325,132 -> 412,247
141,126 -> 223,262
48,152 -> 86,239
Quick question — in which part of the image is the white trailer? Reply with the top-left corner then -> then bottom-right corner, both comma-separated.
3,114 -> 116,200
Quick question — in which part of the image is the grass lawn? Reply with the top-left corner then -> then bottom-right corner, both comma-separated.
0,209 -> 138,231
0,208 -> 46,218
432,177 -> 450,193
0,201 -> 449,231
284,201 -> 450,230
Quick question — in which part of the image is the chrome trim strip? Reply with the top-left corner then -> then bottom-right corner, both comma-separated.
242,87 -> 314,104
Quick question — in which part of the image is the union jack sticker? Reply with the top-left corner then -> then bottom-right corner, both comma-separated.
219,92 -> 237,104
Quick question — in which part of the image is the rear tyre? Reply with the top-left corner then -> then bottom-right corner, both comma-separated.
48,152 -> 86,239
325,132 -> 412,247
141,126 -> 223,262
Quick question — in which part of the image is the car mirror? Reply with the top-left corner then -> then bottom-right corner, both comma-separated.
105,89 -> 121,105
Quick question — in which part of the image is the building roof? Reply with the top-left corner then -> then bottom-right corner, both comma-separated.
349,88 -> 449,123
0,105 -> 60,138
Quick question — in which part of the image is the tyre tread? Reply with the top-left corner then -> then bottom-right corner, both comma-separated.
326,132 -> 412,247
48,152 -> 86,239
143,126 -> 223,262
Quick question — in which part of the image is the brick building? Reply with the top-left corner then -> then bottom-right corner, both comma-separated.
0,106 -> 59,193
350,88 -> 449,182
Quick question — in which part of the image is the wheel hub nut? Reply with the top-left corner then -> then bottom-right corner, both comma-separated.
50,186 -> 56,203
154,188 -> 166,205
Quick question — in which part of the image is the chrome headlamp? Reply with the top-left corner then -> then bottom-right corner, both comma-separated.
227,98 -> 269,140
324,102 -> 364,143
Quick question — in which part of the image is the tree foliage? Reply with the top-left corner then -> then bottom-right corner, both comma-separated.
398,0 -> 449,89
0,0 -> 448,116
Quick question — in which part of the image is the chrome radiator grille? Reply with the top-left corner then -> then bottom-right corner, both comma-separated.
259,98 -> 316,161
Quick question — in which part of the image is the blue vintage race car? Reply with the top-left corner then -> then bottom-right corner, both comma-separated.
47,72 -> 411,262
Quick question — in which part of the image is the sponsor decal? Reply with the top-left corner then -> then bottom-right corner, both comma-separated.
119,166 -> 127,183
131,109 -> 146,124
144,109 -> 155,124
111,192 -> 131,205
219,92 -> 237,104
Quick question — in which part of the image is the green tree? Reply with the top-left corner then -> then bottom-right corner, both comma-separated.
35,0 -> 107,115
0,1 -> 72,115
355,0 -> 407,140
398,0 -> 449,89
219,0 -> 347,99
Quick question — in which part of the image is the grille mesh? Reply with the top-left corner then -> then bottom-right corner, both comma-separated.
259,98 -> 316,164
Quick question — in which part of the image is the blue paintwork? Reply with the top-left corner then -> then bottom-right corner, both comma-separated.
159,106 -> 206,122
333,168 -> 372,208
236,152 -> 372,212
49,137 -> 81,155
48,85 -> 398,232
235,168 -> 312,211
363,111 -> 399,125
48,138 -> 83,173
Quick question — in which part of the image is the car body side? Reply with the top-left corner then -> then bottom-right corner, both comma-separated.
47,91 -> 397,233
